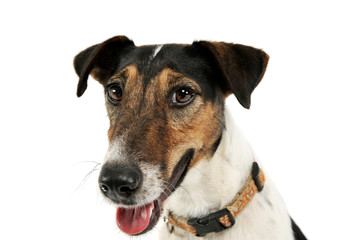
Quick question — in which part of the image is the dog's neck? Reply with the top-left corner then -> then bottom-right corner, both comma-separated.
165,107 -> 255,219
162,107 -> 294,240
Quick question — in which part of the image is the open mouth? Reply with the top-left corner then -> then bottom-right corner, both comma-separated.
115,149 -> 195,235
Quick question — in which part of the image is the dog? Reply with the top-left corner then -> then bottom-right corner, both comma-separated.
74,36 -> 306,240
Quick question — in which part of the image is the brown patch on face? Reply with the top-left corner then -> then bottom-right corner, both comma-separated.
105,67 -> 224,180
156,68 -> 202,102
165,101 -> 223,174
106,65 -> 143,141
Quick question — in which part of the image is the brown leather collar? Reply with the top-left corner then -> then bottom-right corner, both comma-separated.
166,162 -> 265,237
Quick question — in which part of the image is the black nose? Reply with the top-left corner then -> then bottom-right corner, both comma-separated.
98,164 -> 143,202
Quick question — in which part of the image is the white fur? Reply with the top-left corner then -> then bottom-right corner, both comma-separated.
152,45 -> 163,58
146,45 -> 163,66
159,107 -> 294,240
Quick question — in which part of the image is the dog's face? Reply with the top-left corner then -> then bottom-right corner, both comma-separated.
74,36 -> 268,235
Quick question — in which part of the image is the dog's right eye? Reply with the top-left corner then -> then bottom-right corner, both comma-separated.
107,84 -> 123,105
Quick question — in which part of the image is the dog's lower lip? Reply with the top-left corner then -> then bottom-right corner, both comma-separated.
160,149 -> 195,201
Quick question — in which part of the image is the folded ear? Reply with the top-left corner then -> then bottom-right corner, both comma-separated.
73,36 -> 135,97
193,41 -> 269,109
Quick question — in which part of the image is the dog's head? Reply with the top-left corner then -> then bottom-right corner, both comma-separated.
74,36 -> 268,235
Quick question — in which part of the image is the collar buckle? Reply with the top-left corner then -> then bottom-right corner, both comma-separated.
187,208 -> 235,237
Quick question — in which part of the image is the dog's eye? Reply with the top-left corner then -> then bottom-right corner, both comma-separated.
172,88 -> 194,106
107,84 -> 123,104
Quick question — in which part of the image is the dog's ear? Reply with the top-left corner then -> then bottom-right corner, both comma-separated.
192,41 -> 269,109
73,36 -> 135,97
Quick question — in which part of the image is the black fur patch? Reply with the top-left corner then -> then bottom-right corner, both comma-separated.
110,44 -> 223,104
211,134 -> 222,154
291,218 -> 307,240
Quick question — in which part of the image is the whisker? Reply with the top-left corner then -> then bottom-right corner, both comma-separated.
191,166 -> 208,177
162,180 -> 175,191
178,185 -> 192,199
214,113 -> 226,131
161,179 -> 197,204
74,162 -> 101,193
73,160 -> 101,166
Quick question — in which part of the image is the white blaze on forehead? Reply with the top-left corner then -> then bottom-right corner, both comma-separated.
152,45 -> 163,58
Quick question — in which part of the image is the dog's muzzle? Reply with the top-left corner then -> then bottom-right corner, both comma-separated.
98,163 -> 154,235
97,149 -> 194,235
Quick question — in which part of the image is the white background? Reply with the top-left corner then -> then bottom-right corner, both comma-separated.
1,0 -> 360,239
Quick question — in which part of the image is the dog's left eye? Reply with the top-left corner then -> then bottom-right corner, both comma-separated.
171,88 -> 194,106
107,84 -> 123,104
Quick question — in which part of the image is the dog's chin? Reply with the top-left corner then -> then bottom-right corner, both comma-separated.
114,149 -> 195,236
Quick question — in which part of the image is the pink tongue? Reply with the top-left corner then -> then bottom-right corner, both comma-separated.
116,202 -> 154,235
